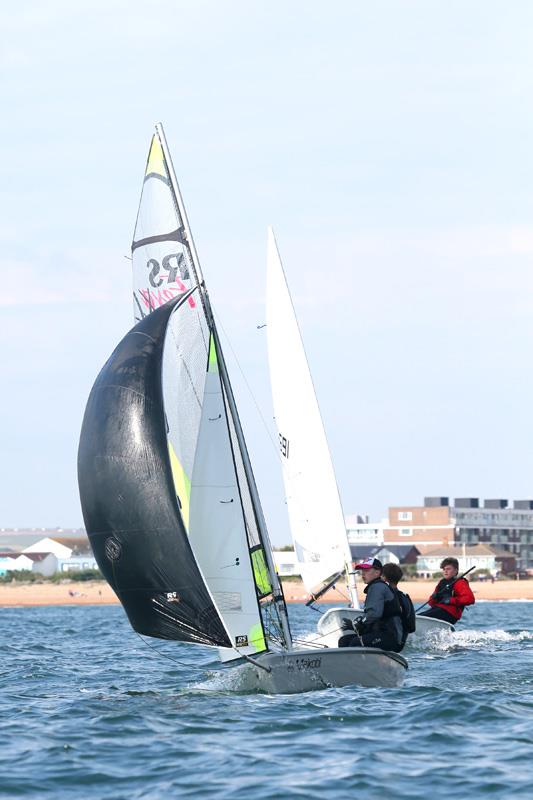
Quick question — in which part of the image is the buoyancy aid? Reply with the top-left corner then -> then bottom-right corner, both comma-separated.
390,585 -> 416,641
428,576 -> 475,621
363,577 -> 402,631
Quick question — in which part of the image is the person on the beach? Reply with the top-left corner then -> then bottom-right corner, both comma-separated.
338,558 -> 403,652
418,557 -> 475,624
381,562 -> 416,647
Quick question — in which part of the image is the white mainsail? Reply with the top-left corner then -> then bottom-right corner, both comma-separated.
266,228 -> 358,606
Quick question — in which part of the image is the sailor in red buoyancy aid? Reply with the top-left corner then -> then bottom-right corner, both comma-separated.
419,557 -> 475,625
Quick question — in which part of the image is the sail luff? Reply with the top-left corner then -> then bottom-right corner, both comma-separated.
266,227 -> 359,609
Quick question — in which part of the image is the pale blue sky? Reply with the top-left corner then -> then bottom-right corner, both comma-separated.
1,1 -> 532,543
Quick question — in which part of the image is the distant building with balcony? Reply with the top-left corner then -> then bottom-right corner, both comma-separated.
453,498 -> 533,572
345,514 -> 384,546
383,497 -> 455,548
378,496 -> 533,571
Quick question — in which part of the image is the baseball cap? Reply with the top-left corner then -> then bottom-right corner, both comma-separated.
354,557 -> 383,570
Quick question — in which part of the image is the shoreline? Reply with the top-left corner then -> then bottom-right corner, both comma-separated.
281,578 -> 533,603
0,578 -> 532,608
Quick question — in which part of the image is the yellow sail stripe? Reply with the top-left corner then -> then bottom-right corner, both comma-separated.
248,622 -> 267,653
146,134 -> 166,178
208,333 -> 218,373
251,548 -> 272,598
168,441 -> 191,531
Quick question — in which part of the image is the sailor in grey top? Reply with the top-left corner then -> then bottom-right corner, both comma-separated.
338,557 -> 403,652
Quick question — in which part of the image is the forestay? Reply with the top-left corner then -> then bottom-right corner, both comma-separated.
266,228 -> 356,601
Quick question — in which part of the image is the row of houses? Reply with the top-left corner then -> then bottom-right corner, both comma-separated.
273,542 -> 516,579
0,531 -> 97,577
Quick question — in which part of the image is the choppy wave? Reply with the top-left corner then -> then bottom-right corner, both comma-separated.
412,627 -> 533,652
476,598 -> 533,603
1,602 -> 532,799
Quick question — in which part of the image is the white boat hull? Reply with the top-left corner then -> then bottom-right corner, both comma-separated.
315,607 -> 363,648
243,646 -> 407,693
315,606 -> 454,648
414,614 -> 455,634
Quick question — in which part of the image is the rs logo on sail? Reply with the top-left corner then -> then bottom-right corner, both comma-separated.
136,253 -> 196,313
147,253 -> 189,287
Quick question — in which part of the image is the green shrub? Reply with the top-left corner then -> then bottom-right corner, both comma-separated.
50,569 -> 102,583
0,570 -> 40,584
0,568 -> 103,584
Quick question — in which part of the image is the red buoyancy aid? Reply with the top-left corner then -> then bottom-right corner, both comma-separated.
428,576 -> 475,621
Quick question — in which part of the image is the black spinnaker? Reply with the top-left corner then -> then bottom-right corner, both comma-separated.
78,293 -> 231,647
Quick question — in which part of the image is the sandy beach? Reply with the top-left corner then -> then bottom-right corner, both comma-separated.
0,578 -> 532,608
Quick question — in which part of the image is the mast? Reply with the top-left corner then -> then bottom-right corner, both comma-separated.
344,545 -> 359,610
156,123 -> 293,650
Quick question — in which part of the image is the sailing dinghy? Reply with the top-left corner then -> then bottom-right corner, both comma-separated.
77,124 -> 407,691
266,229 -> 448,644
266,228 -> 369,649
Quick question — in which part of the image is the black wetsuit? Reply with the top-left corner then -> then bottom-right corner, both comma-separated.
338,577 -> 403,652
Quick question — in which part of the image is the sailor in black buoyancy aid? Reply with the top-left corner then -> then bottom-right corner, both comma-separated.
338,558 -> 403,652
381,562 -> 416,649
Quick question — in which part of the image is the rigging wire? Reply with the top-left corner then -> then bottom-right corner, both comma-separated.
212,309 -> 281,460
290,637 -> 329,649
132,630 -> 210,672
212,309 -> 354,611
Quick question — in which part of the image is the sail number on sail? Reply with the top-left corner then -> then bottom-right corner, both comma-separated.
279,433 -> 290,459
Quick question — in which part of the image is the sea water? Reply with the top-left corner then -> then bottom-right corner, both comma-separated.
1,601 -> 532,798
